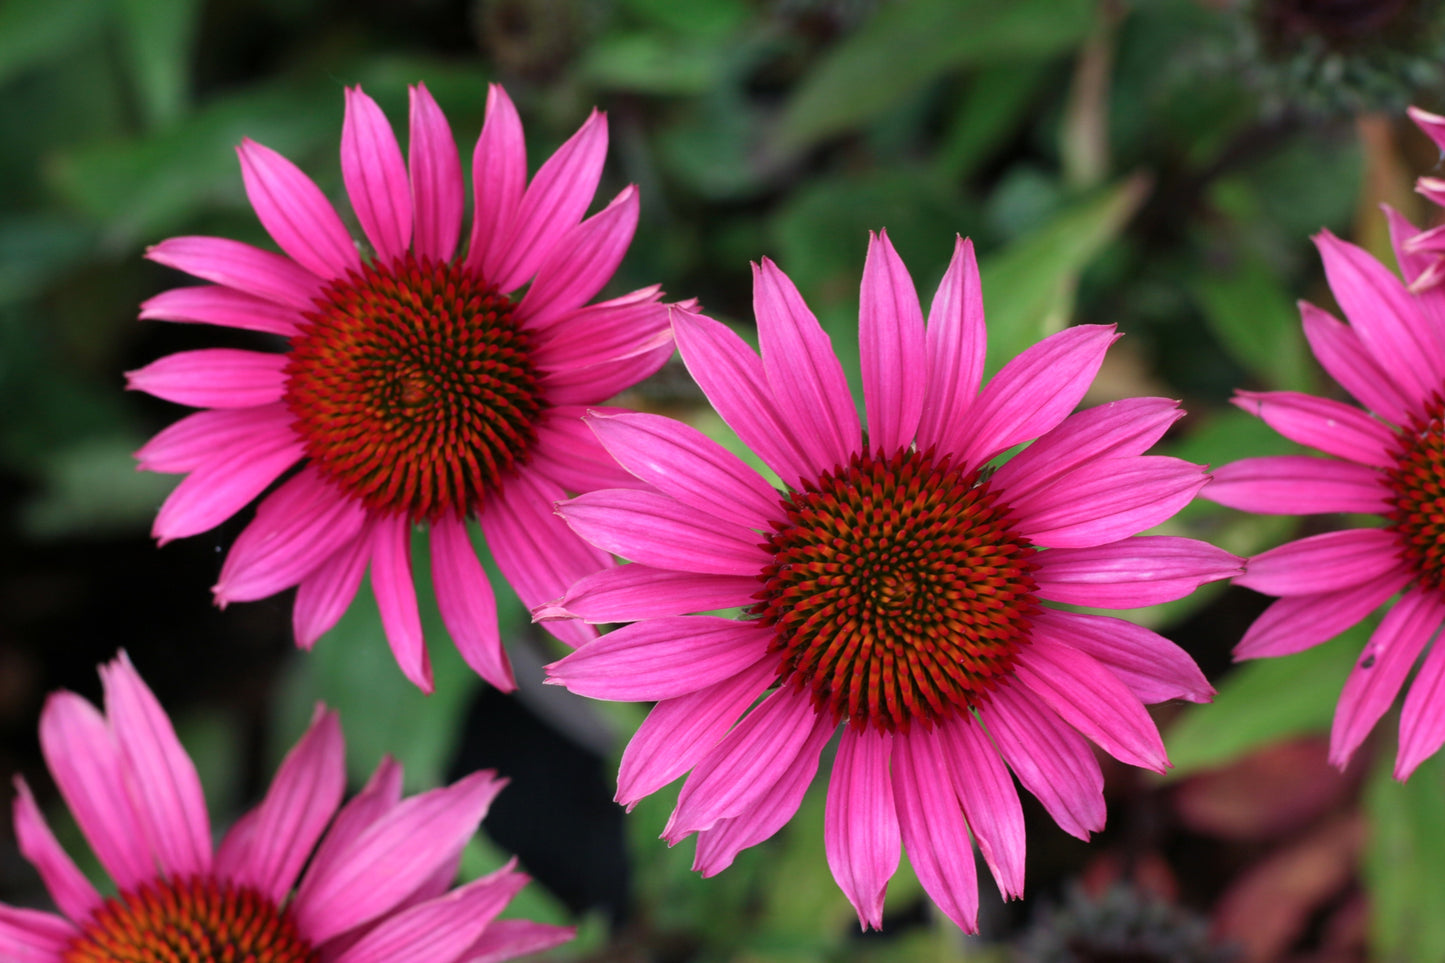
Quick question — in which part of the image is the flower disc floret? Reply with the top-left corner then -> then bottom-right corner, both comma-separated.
754,447 -> 1038,733
1386,394 -> 1445,592
64,876 -> 316,963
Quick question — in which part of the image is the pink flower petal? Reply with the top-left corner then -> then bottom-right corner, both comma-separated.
1238,528 -> 1402,596
530,285 -> 670,372
219,707 -> 344,903
308,757 -> 404,868
1410,105 -> 1445,152
370,514 -> 431,693
1397,635 -> 1445,779
547,616 -> 771,701
1384,205 -> 1436,288
237,139 -> 360,280
1236,568 -> 1410,660
955,325 -> 1117,467
1203,455 -> 1390,516
140,284 -> 302,336
691,714 -> 833,877
146,236 -> 326,310
465,84 -> 526,281
0,905 -> 75,963
1330,588 -> 1445,769
671,305 -> 814,489
979,685 -> 1105,840
1035,535 -> 1240,608
479,468 -> 610,648
293,770 -> 506,944
824,727 -> 900,931
329,871 -> 527,963
587,410 -> 783,530
126,348 -> 288,409
1008,455 -> 1208,549
518,186 -> 639,330
150,425 -> 305,543
917,236 -> 986,455
1232,390 -> 1397,469
937,715 -> 1026,899
560,488 -> 769,576
665,685 -> 822,839
491,110 -> 608,293
292,523 -> 374,650
459,918 -> 575,963
408,83 -> 464,263
541,340 -> 676,407
753,258 -> 861,470
616,651 -> 777,807
538,564 -> 760,624
1032,608 -> 1213,705
214,467 -> 368,603
432,515 -> 511,691
136,403 -> 294,475
37,692 -> 152,890
1300,302 -> 1414,426
11,777 -> 101,923
892,727 -> 979,932
99,652 -> 211,879
341,86 -> 411,262
525,407 -> 654,496
858,231 -> 926,455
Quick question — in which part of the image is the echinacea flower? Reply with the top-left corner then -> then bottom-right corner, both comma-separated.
1398,106 -> 1445,291
540,232 -> 1232,932
0,651 -> 571,963
129,83 -> 671,692
1204,139 -> 1445,779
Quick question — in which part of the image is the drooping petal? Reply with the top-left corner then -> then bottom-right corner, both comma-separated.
1032,608 -> 1214,704
538,564 -> 759,624
1330,588 -> 1445,769
146,236 -> 326,310
560,488 -> 770,576
126,348 -> 288,409
858,231 -> 926,455
917,236 -> 987,454
1035,536 -> 1240,608
979,685 -> 1105,840
465,84 -> 526,280
1235,568 -> 1410,660
1203,455 -> 1390,516
237,138 -> 361,279
0,905 -> 75,963
431,515 -> 511,692
370,514 -> 431,693
136,403 -> 294,475
11,777 -> 101,923
1238,528 -> 1403,596
824,727 -> 900,931
616,651 -> 777,807
1231,390 -> 1397,469
1300,302 -> 1414,426
99,652 -> 211,879
749,259 -> 862,472
292,523 -> 374,650
525,407 -> 654,496
478,468 -> 610,648
459,918 -> 575,963
586,410 -> 783,531
518,186 -> 639,330
408,82 -> 464,263
150,426 -> 305,543
1397,636 -> 1445,779
329,871 -> 527,963
1385,204 -> 1437,287
1008,456 -> 1209,549
892,727 -> 979,932
341,86 -> 411,262
218,707 -> 344,903
937,715 -> 1026,898
139,284 -> 302,337
1410,105 -> 1445,152
547,616 -> 771,701
954,324 -> 1117,466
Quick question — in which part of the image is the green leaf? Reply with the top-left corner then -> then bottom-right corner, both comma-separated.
979,175 -> 1149,375
1364,749 -> 1445,962
20,435 -> 176,538
772,0 -> 1094,157
580,32 -> 729,94
933,62 -> 1054,181
0,0 -> 107,87
1165,622 -> 1368,778
1189,253 -> 1313,391
0,215 -> 95,306
117,0 -> 201,129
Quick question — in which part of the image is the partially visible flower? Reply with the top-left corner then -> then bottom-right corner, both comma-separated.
1398,105 -> 1445,291
0,652 -> 570,963
129,83 -> 672,692
541,233 -> 1231,932
1204,173 -> 1445,780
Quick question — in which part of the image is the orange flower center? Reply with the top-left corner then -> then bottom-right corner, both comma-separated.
752,447 -> 1038,733
284,254 -> 543,521
64,876 -> 316,963
1387,396 -> 1445,591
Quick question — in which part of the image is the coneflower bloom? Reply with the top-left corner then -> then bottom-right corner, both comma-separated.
0,652 -> 571,963
541,232 -> 1231,932
129,83 -> 671,692
1204,188 -> 1445,780
1398,106 -> 1445,291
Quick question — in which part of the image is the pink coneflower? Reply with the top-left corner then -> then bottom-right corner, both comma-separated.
1204,162 -> 1445,779
1399,106 -> 1445,291
128,83 -> 671,692
0,652 -> 571,963
540,232 -> 1232,932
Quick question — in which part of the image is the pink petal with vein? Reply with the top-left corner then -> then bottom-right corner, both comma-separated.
1397,635 -> 1445,779
150,427 -> 304,542
538,564 -> 759,623
1384,204 -> 1436,288
918,236 -> 986,454
893,727 -> 979,931
432,515 -> 511,692
938,716 -> 1026,898
1330,588 -> 1445,768
342,87 -> 410,262
824,727 -> 900,931
1035,535 -> 1240,608
1008,456 -> 1208,549
1232,390 -> 1396,468
1300,302 -> 1414,426
1236,568 -> 1410,660
561,489 -> 769,576
370,514 -> 431,693
466,84 -> 526,280
1239,528 -> 1402,596
147,236 -> 325,309
541,340 -> 676,407
408,83 -> 464,262
126,348 -> 287,409
1033,608 -> 1214,704
519,186 -> 639,329
0,905 -> 75,963
858,231 -> 926,454
1410,105 -> 1445,151
530,285 -> 669,372
140,284 -> 301,336
1203,455 -> 1389,516
237,139 -> 359,279
330,871 -> 526,963
548,616 -> 770,701
527,407 -> 652,496
460,918 -> 575,963
137,403 -> 294,474
12,777 -> 101,923
292,523 -> 373,650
